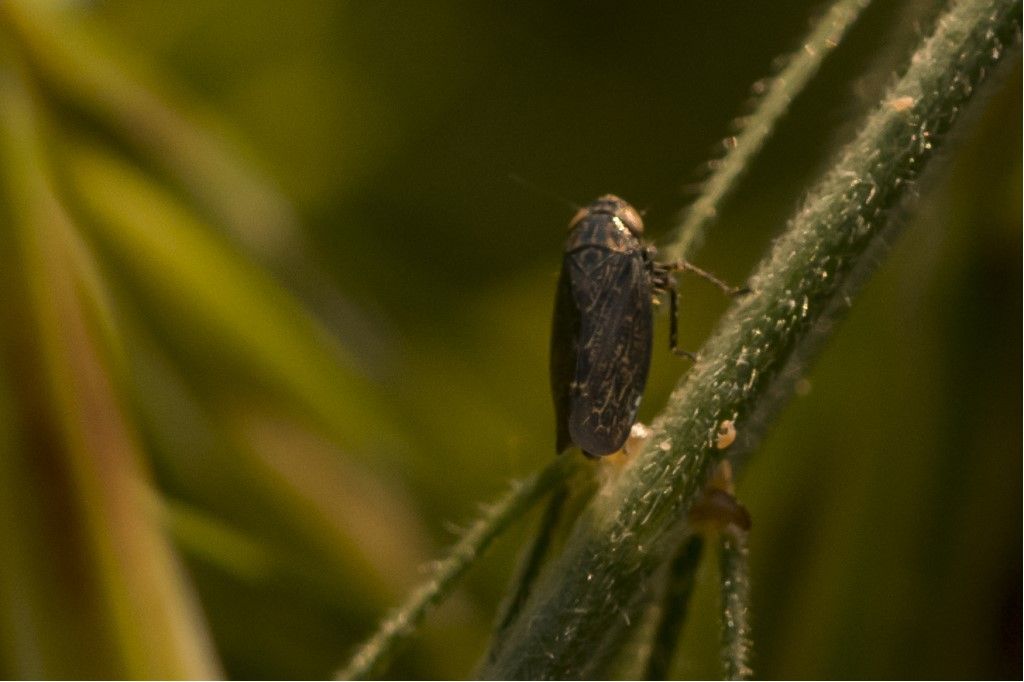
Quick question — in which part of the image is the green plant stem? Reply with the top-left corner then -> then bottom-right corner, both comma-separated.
719,531 -> 752,681
482,1 -> 1020,678
487,480 -> 569,649
336,455 -> 576,680
643,536 -> 704,680
665,0 -> 873,261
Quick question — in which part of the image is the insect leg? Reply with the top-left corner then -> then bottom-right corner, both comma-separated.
668,280 -> 698,361
670,260 -> 749,297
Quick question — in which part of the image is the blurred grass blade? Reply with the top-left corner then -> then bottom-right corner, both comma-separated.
0,65 -> 221,678
226,405 -> 434,604
165,499 -> 282,586
126,329 -> 433,615
0,0 -> 300,260
1,0 -> 392,363
64,142 -> 399,459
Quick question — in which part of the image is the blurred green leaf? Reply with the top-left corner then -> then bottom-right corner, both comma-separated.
2,0 -> 300,260
0,64 -> 220,679
64,142 -> 402,463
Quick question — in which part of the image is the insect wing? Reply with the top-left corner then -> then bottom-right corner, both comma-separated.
550,264 -> 581,454
565,246 -> 653,457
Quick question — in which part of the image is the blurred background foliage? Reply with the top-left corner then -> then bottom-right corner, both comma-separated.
0,0 -> 1018,679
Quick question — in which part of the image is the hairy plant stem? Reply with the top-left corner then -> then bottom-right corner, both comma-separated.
336,455 -> 576,680
719,530 -> 752,681
665,0 -> 873,261
486,481 -> 569,652
642,536 -> 704,680
482,0 -> 1020,678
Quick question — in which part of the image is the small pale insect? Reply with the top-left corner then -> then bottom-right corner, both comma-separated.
716,420 -> 737,450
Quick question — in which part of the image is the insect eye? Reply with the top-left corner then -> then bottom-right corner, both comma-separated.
618,204 -> 644,236
568,207 -> 589,230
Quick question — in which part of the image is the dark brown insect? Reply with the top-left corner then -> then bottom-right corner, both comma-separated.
550,195 -> 742,458
550,195 -> 669,458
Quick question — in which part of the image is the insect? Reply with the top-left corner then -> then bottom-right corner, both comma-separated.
550,194 -> 741,458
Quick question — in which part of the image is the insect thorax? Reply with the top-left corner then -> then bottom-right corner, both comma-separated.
565,215 -> 643,256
